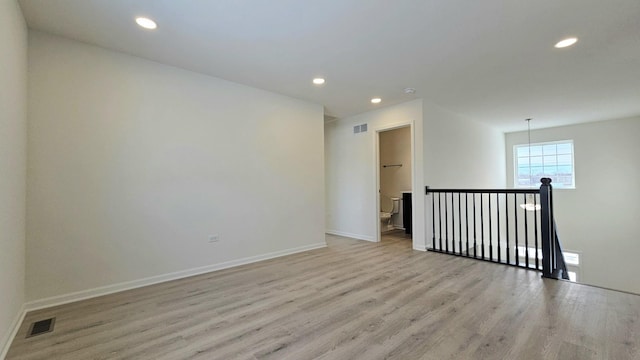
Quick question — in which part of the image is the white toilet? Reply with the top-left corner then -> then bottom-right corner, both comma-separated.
380,195 -> 400,232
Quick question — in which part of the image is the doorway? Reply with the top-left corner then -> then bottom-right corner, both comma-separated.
376,124 -> 413,243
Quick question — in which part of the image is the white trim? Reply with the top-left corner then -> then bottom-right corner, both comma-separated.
24,242 -> 326,312
563,249 -> 582,283
562,249 -> 582,266
513,139 -> 575,189
0,304 -> 26,360
413,244 -> 427,251
325,230 -> 375,242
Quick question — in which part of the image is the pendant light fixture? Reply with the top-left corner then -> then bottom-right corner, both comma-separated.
520,118 -> 541,211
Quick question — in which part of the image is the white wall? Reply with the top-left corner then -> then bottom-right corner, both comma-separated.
325,100 -> 423,244
26,32 -> 325,303
0,0 -> 27,356
324,99 -> 505,250
506,117 -> 640,294
423,104 -> 506,188
422,104 -> 506,251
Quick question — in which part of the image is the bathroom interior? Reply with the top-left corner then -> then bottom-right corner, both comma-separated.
379,126 -> 412,241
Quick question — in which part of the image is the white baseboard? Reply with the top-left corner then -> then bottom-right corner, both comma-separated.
413,244 -> 427,251
0,304 -> 26,360
325,230 -> 375,242
25,242 -> 327,312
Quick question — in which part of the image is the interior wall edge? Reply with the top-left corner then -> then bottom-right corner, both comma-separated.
0,304 -> 26,360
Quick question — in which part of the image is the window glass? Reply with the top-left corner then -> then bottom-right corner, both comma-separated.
514,140 -> 574,188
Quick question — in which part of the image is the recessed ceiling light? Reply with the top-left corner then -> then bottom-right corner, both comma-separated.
135,17 -> 157,30
403,88 -> 416,94
371,98 -> 382,104
312,78 -> 325,85
555,37 -> 578,48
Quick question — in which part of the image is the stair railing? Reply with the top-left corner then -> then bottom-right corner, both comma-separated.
425,177 -> 570,280
539,178 -> 570,280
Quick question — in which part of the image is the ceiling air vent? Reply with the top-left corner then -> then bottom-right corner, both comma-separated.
27,318 -> 56,338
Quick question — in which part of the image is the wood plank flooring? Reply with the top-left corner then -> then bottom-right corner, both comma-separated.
6,231 -> 640,359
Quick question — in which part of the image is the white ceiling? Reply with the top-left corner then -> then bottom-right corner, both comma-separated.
18,0 -> 640,132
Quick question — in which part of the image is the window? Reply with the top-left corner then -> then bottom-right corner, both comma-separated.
563,250 -> 581,283
514,140 -> 575,188
563,251 -> 580,266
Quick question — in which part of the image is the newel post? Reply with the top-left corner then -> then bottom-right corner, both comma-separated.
539,178 -> 554,278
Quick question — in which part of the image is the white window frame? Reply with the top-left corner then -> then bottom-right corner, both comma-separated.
513,139 -> 575,189
563,250 -> 581,283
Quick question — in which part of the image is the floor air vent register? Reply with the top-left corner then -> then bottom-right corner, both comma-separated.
27,318 -> 56,338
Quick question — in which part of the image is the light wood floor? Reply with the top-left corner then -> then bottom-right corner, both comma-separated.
6,232 -> 640,360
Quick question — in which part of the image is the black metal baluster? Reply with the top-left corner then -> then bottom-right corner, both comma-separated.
431,191 -> 436,249
488,192 -> 493,261
534,193 -> 540,270
514,193 -> 519,267
451,192 -> 456,254
438,193 -> 442,251
465,193 -> 469,256
496,193 -> 501,264
480,193 -> 485,259
458,193 -> 462,256
505,193 -> 510,264
473,194 -> 477,258
445,193 -> 449,253
549,185 -> 556,271
524,194 -> 530,268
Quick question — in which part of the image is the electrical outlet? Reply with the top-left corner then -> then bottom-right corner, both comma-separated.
208,235 -> 220,243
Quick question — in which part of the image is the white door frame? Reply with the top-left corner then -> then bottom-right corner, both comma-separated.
374,121 -> 415,242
